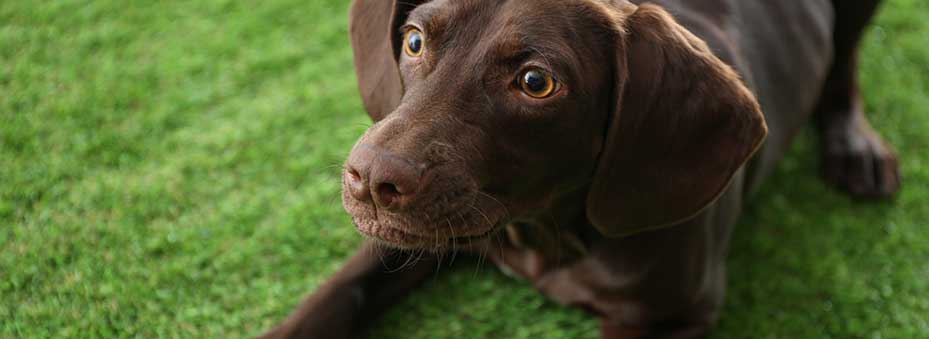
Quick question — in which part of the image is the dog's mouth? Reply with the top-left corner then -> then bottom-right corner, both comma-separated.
352,217 -> 502,251
344,190 -> 508,251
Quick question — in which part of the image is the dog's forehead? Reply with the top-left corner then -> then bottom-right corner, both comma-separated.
419,1 -> 593,33
407,0 -> 494,43
410,0 -> 599,57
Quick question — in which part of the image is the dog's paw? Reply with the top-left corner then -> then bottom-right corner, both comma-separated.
821,116 -> 901,199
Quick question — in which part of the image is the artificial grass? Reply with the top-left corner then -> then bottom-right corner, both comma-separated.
1,0 -> 927,338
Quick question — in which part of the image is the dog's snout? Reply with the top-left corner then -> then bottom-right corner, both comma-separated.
345,144 -> 425,211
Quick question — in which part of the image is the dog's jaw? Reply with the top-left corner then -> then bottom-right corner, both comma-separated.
342,179 -> 507,251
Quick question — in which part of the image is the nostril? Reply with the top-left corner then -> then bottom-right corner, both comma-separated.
347,167 -> 362,182
376,182 -> 402,204
345,167 -> 372,202
356,145 -> 425,211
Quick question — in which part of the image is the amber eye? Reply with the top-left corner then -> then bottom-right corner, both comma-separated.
519,69 -> 557,98
403,28 -> 424,57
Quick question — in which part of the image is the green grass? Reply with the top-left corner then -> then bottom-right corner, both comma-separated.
1,0 -> 927,338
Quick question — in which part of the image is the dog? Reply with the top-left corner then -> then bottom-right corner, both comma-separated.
260,0 -> 900,338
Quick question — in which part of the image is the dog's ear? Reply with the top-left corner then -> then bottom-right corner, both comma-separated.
349,0 -> 425,121
586,3 -> 768,237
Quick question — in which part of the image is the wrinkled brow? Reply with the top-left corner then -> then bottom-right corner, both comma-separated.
406,0 -> 497,41
485,32 -> 578,73
405,3 -> 449,36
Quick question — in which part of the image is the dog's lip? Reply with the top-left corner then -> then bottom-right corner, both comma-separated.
343,183 -> 506,249
353,216 -> 502,249
354,219 -> 431,244
448,224 -> 500,242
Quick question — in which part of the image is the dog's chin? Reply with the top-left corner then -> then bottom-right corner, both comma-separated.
350,214 -> 502,251
343,195 -> 505,251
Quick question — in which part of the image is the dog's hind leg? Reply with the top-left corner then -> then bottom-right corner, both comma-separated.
814,0 -> 901,198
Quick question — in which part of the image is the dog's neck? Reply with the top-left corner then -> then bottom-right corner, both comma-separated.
503,187 -> 597,265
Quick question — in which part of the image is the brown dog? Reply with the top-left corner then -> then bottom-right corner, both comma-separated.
261,0 -> 900,338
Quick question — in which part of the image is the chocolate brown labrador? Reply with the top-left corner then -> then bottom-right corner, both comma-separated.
260,0 -> 900,338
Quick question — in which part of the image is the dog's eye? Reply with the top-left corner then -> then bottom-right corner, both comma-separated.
519,69 -> 557,99
403,28 -> 424,57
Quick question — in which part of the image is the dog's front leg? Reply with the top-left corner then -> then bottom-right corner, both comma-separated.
258,240 -> 438,339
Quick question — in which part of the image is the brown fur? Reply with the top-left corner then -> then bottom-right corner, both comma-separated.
260,0 -> 898,338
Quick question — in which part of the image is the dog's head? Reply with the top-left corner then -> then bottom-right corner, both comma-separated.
343,0 -> 766,250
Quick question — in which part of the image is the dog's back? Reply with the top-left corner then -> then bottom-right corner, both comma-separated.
637,0 -> 835,191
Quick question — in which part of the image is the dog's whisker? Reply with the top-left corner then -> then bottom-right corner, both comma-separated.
417,248 -> 426,268
434,246 -> 444,274
393,250 -> 408,272
375,243 -> 392,271
474,238 -> 489,277
469,204 -> 494,231
407,248 -> 421,271
434,224 -> 440,254
404,249 -> 419,271
455,210 -> 468,232
405,249 -> 417,271
390,249 -> 415,273
466,232 -> 474,261
447,218 -> 459,266
477,191 -> 510,220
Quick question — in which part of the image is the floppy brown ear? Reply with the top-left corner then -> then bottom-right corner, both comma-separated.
586,3 -> 768,237
348,0 -> 424,121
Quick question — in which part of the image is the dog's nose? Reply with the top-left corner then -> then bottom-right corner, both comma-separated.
345,144 -> 424,211
344,166 -> 371,202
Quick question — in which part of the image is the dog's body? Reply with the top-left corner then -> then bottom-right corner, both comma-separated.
262,1 -> 899,338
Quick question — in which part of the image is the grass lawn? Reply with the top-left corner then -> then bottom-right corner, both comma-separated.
2,0 -> 928,338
